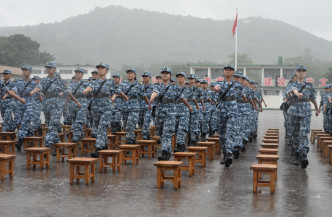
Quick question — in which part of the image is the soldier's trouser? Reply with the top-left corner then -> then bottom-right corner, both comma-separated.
138,108 -> 148,129
290,115 -> 310,155
111,108 -> 122,133
218,116 -> 237,154
125,111 -> 139,143
323,113 -> 327,132
45,108 -> 62,147
142,109 -> 153,139
71,101 -> 87,142
201,110 -> 210,135
209,110 -> 217,134
18,104 -> 35,140
188,111 -> 200,143
92,109 -> 111,149
14,104 -> 24,129
32,103 -> 42,131
175,112 -> 190,145
156,110 -> 176,152
1,102 -> 14,132
122,110 -> 129,131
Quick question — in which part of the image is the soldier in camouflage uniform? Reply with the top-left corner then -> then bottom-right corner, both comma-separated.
110,73 -> 123,134
324,85 -> 332,134
31,76 -> 43,135
214,65 -> 243,167
15,66 -> 40,151
320,85 -> 330,132
151,67 -> 192,160
195,79 -> 205,140
63,76 -> 76,125
86,70 -> 99,129
286,64 -> 319,169
140,72 -> 154,140
0,70 -> 26,132
174,72 -> 193,152
200,79 -> 213,141
69,68 -> 89,143
121,68 -> 150,144
83,63 -> 128,157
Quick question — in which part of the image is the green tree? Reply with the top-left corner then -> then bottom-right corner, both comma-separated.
0,34 -> 54,67
228,53 -> 254,65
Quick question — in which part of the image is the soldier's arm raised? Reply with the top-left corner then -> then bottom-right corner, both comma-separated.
181,98 -> 193,112
6,90 -> 26,104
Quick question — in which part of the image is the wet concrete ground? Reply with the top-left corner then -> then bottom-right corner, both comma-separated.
0,110 -> 331,217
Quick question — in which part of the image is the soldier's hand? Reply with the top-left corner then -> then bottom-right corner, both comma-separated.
315,110 -> 319,116
111,95 -> 116,102
148,104 -> 152,110
30,91 -> 35,96
196,105 -> 200,110
203,106 -> 206,111
189,106 -> 193,113
297,93 -> 303,99
20,98 -> 26,104
59,92 -> 64,97
150,96 -> 155,103
77,103 -> 82,108
260,107 -> 263,112
83,89 -> 88,95
214,86 -> 221,91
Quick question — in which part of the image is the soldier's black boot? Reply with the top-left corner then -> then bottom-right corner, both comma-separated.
225,153 -> 233,167
291,148 -> 295,156
15,139 -> 23,152
174,144 -> 186,153
300,153 -> 309,169
201,133 -> 207,141
220,152 -> 226,164
91,148 -> 102,158
37,128 -> 43,136
233,147 -> 240,159
158,150 -> 170,161
293,152 -> 300,165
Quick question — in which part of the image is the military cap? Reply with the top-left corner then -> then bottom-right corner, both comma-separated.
187,74 -> 197,79
233,70 -> 243,77
242,76 -> 250,81
55,72 -> 61,77
161,67 -> 172,75
74,67 -> 84,73
112,73 -> 121,78
142,71 -> 151,77
156,75 -> 162,79
96,63 -> 109,70
185,81 -> 189,85
91,70 -> 98,74
176,72 -> 186,77
32,75 -> 41,80
210,82 -> 215,86
71,76 -> 76,79
324,85 -> 330,89
200,80 -> 208,84
296,64 -> 307,71
126,68 -> 137,74
195,79 -> 201,83
224,64 -> 235,70
2,69 -> 12,74
170,77 -> 175,82
249,80 -> 255,84
44,61 -> 56,68
21,66 -> 32,72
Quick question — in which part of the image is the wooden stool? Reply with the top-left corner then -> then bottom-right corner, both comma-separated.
250,164 -> 277,194
328,145 -> 332,164
256,154 -> 279,179
80,138 -> 96,156
0,141 -> 15,154
316,134 -> 332,149
197,142 -> 214,160
84,128 -> 92,138
310,129 -> 323,143
23,136 -> 43,150
261,143 -> 278,149
268,128 -> 279,131
98,150 -> 123,173
42,127 -> 48,138
68,131 -> 73,142
213,134 -> 219,138
263,139 -> 278,144
115,132 -> 126,145
62,125 -> 71,135
207,137 -> 221,154
26,147 -> 50,170
55,142 -> 77,162
266,130 -> 279,134
138,140 -> 157,158
0,154 -> 15,181
58,133 -> 65,142
313,133 -> 330,145
258,148 -> 278,155
107,134 -> 116,149
0,132 -> 16,141
171,133 -> 176,150
149,126 -> 157,138
187,146 -> 207,167
173,152 -> 196,177
134,129 -> 142,141
154,161 -> 183,190
68,157 -> 98,185
151,136 -> 161,152
264,136 -> 279,142
119,144 -> 140,165
322,140 -> 332,157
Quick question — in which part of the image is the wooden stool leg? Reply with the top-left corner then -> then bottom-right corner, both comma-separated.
99,155 -> 103,173
270,172 -> 275,194
112,155 -> 116,174
117,154 -> 121,172
76,166 -> 80,184
157,167 -> 161,189
70,164 -> 74,185
40,153 -> 44,170
0,161 -> 5,181
56,147 -> 60,162
132,150 -> 136,165
46,152 -> 50,169
91,163 -> 95,183
85,164 -> 89,185
33,154 -> 37,169
27,153 -> 30,169
9,159 -> 14,179
253,170 -> 258,193
188,157 -> 193,177
178,167 -> 182,187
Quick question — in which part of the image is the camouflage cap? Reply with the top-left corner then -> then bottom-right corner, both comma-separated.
233,70 -> 243,77
44,61 -> 56,68
296,64 -> 307,71
156,75 -> 162,79
200,79 -> 208,84
176,72 -> 186,77
21,66 -> 32,72
126,68 -> 137,74
224,64 -> 235,70
32,75 -> 41,80
112,73 -> 121,78
210,82 -> 216,86
2,69 -> 12,74
187,74 -> 197,79
91,70 -> 98,74
96,63 -> 109,70
74,67 -> 84,73
161,67 -> 172,74
142,71 -> 151,77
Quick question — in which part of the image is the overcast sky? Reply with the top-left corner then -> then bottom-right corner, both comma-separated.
0,0 -> 331,41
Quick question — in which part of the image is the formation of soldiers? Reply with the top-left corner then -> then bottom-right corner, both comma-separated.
1,62 -> 267,168
282,64 -> 319,169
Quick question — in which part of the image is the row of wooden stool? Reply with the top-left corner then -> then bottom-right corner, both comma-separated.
250,129 -> 279,194
310,129 -> 332,164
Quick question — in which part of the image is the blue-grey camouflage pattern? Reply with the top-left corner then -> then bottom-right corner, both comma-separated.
89,78 -> 120,149
111,83 -> 123,133
200,88 -> 212,136
188,86 -> 201,144
175,85 -> 191,146
209,89 -> 217,135
287,81 -> 316,154
140,83 -> 154,139
68,80 -> 89,142
0,80 -> 17,132
153,83 -> 184,152
215,80 -> 242,154
40,76 -> 68,147
237,85 -> 252,143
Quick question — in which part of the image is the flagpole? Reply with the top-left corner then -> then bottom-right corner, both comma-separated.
235,9 -> 238,71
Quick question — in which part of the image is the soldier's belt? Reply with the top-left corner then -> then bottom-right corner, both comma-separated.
237,100 -> 249,103
128,96 -> 139,100
74,94 -> 86,98
161,99 -> 175,104
45,94 -> 59,98
94,94 -> 110,98
220,97 -> 236,101
292,99 -> 309,102
204,100 -> 210,103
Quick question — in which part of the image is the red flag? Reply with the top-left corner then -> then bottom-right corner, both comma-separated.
232,13 -> 238,36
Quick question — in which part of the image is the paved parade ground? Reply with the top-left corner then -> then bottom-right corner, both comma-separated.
0,110 -> 331,217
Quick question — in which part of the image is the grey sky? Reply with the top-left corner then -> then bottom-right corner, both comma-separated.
0,0 -> 331,41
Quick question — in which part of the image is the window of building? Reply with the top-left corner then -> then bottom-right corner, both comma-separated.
195,69 -> 208,80
60,70 -> 73,74
32,70 -> 42,74
263,89 -> 280,95
264,68 -> 280,87
83,69 -> 88,74
43,70 -> 47,74
211,68 -> 223,79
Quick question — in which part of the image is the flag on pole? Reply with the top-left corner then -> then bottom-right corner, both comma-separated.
232,12 -> 238,36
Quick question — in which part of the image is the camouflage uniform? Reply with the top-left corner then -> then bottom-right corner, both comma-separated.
200,81 -> 212,140
140,81 -> 154,140
187,79 -> 201,146
208,83 -> 217,137
0,79 -> 17,132
110,74 -> 123,134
